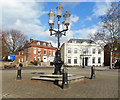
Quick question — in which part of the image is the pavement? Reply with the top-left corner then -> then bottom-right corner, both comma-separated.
1,66 -> 119,98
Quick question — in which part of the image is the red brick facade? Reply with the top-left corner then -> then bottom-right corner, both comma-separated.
104,44 -> 120,66
15,38 -> 56,63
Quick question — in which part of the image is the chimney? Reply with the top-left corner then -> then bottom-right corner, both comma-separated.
30,37 -> 33,42
26,39 -> 28,43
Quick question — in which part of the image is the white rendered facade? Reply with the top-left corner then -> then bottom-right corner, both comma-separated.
61,39 -> 104,67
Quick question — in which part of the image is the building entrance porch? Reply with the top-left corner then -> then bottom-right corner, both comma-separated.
82,57 -> 88,66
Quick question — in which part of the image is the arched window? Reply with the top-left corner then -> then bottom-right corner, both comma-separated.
43,43 -> 46,46
37,42 -> 40,45
48,44 -> 51,47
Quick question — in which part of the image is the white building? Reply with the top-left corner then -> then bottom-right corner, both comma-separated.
61,39 -> 104,67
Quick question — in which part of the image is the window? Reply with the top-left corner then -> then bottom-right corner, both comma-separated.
49,50 -> 51,56
53,51 -> 55,56
82,48 -> 88,54
34,56 -> 36,61
72,40 -> 77,43
34,48 -> 36,54
92,57 -> 95,63
92,49 -> 96,54
38,57 -> 40,61
44,49 -> 46,55
22,58 -> 23,62
37,42 -> 40,45
98,57 -> 101,63
74,48 -> 77,53
43,43 -> 46,46
22,51 -> 23,55
68,48 -> 71,53
74,57 -> 77,64
68,57 -> 71,64
38,48 -> 41,54
19,58 -> 20,62
98,49 -> 101,54
48,44 -> 51,47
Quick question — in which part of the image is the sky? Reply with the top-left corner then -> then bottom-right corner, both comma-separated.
0,0 -> 118,47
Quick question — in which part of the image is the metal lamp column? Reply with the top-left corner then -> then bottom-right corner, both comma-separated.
48,4 -> 71,75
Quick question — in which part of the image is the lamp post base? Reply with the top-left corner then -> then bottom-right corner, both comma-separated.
53,49 -> 63,75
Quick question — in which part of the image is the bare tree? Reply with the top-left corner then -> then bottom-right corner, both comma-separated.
89,2 -> 119,69
2,29 -> 26,58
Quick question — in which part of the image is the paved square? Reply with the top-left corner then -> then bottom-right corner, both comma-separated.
2,67 -> 119,98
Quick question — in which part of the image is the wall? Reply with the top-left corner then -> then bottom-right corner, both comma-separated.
61,42 -> 104,67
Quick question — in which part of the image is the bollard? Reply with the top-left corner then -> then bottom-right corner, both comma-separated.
62,68 -> 69,89
90,66 -> 95,79
17,63 -> 23,80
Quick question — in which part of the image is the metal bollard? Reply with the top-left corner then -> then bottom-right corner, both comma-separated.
62,68 -> 69,89
17,63 -> 23,80
90,66 -> 95,79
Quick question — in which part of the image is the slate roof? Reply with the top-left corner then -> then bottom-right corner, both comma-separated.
67,39 -> 95,44
16,40 -> 57,52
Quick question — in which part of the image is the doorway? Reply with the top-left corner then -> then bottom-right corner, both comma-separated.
85,57 -> 88,66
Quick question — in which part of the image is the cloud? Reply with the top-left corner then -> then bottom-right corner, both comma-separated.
92,2 -> 111,17
82,2 -> 111,23
70,14 -> 79,23
1,0 -> 48,38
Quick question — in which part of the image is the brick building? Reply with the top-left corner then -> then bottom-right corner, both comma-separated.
104,43 -> 120,66
15,37 -> 56,63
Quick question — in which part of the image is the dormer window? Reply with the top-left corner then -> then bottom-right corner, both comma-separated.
72,40 -> 77,43
37,42 -> 40,45
43,43 -> 46,46
48,44 -> 51,47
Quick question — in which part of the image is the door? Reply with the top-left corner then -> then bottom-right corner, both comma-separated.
85,57 -> 88,66
43,56 -> 47,62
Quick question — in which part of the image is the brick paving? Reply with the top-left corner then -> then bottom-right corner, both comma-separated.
1,67 -> 119,98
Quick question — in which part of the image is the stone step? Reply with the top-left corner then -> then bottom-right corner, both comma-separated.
31,75 -> 85,82
31,77 -> 61,81
39,74 -> 75,78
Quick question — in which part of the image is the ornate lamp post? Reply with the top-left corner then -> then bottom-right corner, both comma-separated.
48,4 -> 70,75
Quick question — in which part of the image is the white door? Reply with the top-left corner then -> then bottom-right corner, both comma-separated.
43,56 -> 47,62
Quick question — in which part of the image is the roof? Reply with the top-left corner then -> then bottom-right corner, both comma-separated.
16,40 -> 57,52
67,39 -> 95,44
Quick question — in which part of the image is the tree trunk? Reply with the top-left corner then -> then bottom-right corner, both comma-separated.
110,50 -> 113,69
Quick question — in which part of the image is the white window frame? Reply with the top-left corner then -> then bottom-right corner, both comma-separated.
74,48 -> 77,53
53,50 -> 55,56
74,57 -> 77,64
38,48 -> 41,55
48,44 -> 51,47
49,50 -> 52,56
34,56 -> 36,61
19,58 -> 20,62
22,51 -> 23,55
34,48 -> 36,54
37,42 -> 40,45
44,49 -> 47,55
22,58 -> 23,62
43,43 -> 46,46
98,49 -> 101,54
68,48 -> 71,53
98,57 -> 101,63
92,49 -> 96,54
92,57 -> 95,63
68,57 -> 71,64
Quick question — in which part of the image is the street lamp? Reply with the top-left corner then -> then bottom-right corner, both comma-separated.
48,4 -> 70,75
